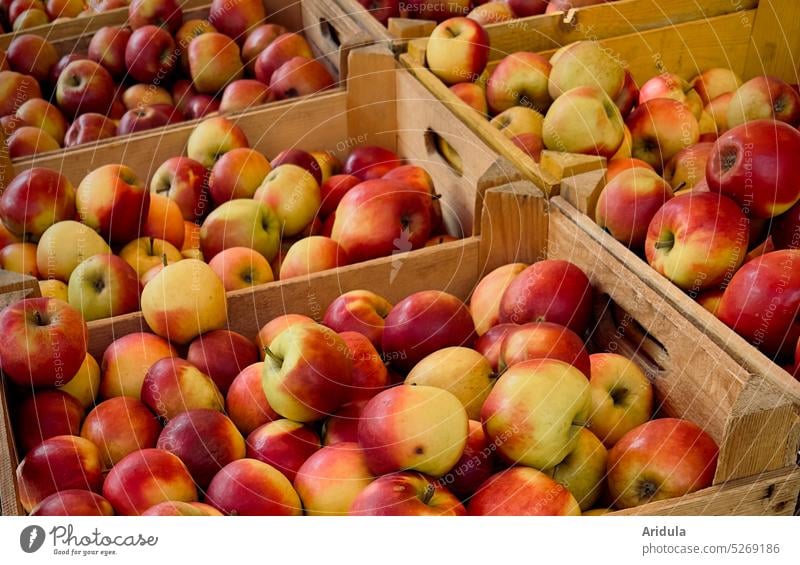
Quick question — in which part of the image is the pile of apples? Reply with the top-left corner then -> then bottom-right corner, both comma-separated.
0,0 -> 124,33
425,17 -> 800,379
357,0 -> 617,26
0,0 -> 335,158
3,257 -> 718,515
0,114 -> 449,322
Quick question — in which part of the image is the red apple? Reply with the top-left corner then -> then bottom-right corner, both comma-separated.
30,490 -> 114,516
339,330 -> 390,401
254,32 -> 312,84
322,400 -> 366,446
507,0 -> 548,16
294,442 -> 374,515
474,322 -> 515,373
157,409 -> 246,488
149,156 -> 209,221
242,23 -> 287,73
322,291 -> 393,350
128,0 -> 182,34
707,119 -> 800,218
718,249 -> 800,357
271,148 -> 323,185
0,71 -> 41,116
207,0 -> 265,44
0,167 -> 74,241
55,59 -> 115,118
125,25 -> 176,84
727,76 -> 800,128
486,51 -> 552,115
255,313 -> 316,353
350,472 -> 465,516
117,104 -> 181,135
219,79 -> 272,113
16,390 -> 84,453
99,332 -> 178,400
80,396 -> 160,468
319,174 -> 360,216
186,329 -> 259,394
209,147 -> 272,204
141,357 -> 225,421
15,98 -> 68,145
88,25 -> 131,78
607,418 -> 718,508
269,56 -> 335,100
102,448 -> 197,515
772,201 -> 800,250
500,321 -> 591,376
205,458 -> 302,516
7,33 -> 57,82
468,467 -> 581,515
0,297 -> 87,388
64,112 -> 116,147
627,98 -> 700,171
279,236 -> 349,279
7,125 -> 60,158
425,16 -> 489,85
225,362 -> 279,435
343,146 -> 401,180
445,419 -> 498,499
382,290 -> 475,372
246,419 -> 320,482
498,259 -> 593,335
188,32 -> 244,94
469,262 -> 527,335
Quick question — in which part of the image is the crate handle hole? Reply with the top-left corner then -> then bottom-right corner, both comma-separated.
319,18 -> 341,48
424,128 -> 463,177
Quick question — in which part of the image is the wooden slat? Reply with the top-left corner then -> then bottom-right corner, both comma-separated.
612,467 -> 800,516
0,270 -> 41,310
744,0 -> 800,83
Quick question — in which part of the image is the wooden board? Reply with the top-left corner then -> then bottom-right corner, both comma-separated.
336,0 -> 758,48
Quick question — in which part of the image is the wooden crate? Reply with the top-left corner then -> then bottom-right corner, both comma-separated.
0,0 -> 371,166
336,0 -> 758,45
2,175 -> 799,515
399,0 -> 800,194
0,0 -> 367,79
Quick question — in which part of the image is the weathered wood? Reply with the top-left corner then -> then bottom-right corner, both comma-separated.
612,467 -> 800,516
560,169 -> 607,220
744,0 -> 800,83
0,270 -> 41,310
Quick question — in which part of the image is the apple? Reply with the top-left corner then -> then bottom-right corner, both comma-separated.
16,390 -> 84,453
0,167 -> 74,241
207,0 -> 265,44
30,490 -> 114,516
356,0 -> 400,25
81,397 -> 160,468
469,263 -> 527,335
498,259 -> 592,335
321,400 -> 365,446
200,198 -> 281,261
338,331 -> 390,401
6,125 -> 61,158
188,32 -> 244,94
205,458 -> 301,515
125,25 -> 176,84
245,419 -> 320,483
157,409 -> 245,488
141,357 -> 225,421
253,164 -> 320,237
323,290 -> 393,349
646,192 -> 749,291
0,71 -> 41,117
542,428 -> 607,511
469,467 -> 581,516
0,240 -> 40,277
141,193 -> 185,250
220,79 -> 272,113
718,249 -> 800,357
405,347 -> 492,419
35,221 -> 111,281
271,148 -> 324,185
382,290 -> 475,372
772,201 -> 800,250
263,323 -> 352,422
595,167 -> 674,249
692,67 -> 742,106
705,91 -> 733,134
294,442 -> 374,516
0,297 -> 87,388
208,246 -> 275,291
116,104 -> 180,135
727,76 -> 800,128
506,0 -> 548,16
638,72 -> 703,119
614,69 -> 639,117
500,322 -> 591,376
141,259 -> 227,345
103,448 -> 197,515
403,0 -> 470,20
142,501 -> 217,516
128,0 -> 182,34
150,156 -> 209,221
663,141 -> 714,192
486,51 -> 551,115
7,34 -> 57,82
76,164 -> 149,244
15,99 -> 68,145
254,32 -> 313,84
12,9 -> 49,31
425,17 -> 489,86
331,179 -> 432,263
242,23 -> 287,73
350,472 -> 465,516
87,25 -> 131,78
607,418 -> 718,508
696,288 -> 724,316
627,98 -> 700,171
119,237 -> 182,279
269,56 -> 335,100
587,352 -> 653,448
473,323 -> 514,373
319,174 -> 360,216
186,329 -> 259,394
468,1 -> 514,24
548,40 -> 625,99
209,147 -> 271,204
45,0 -> 84,18
39,278 -> 67,300
16,435 -> 103,513
491,104 -> 544,140
482,358 -> 591,469
67,254 -> 140,321
186,116 -> 250,168
255,313 -> 316,353
358,385 -> 467,477
226,362 -> 279,435
55,59 -> 115,118
63,112 -> 116,147
171,78 -> 196,114
707,119 -> 800,218
606,157 -> 654,182
343,146 -> 402,181
279,236 -> 349,279
99,332 -> 177,400
543,85 -> 625,157
450,81 -> 488,115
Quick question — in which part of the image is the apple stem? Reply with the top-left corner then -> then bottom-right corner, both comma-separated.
654,240 -> 673,250
422,483 -> 436,505
672,181 -> 687,194
432,194 -> 443,201
161,254 -> 168,267
149,236 -> 155,256
572,420 -> 589,428
263,347 -> 283,365
33,310 -> 44,326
